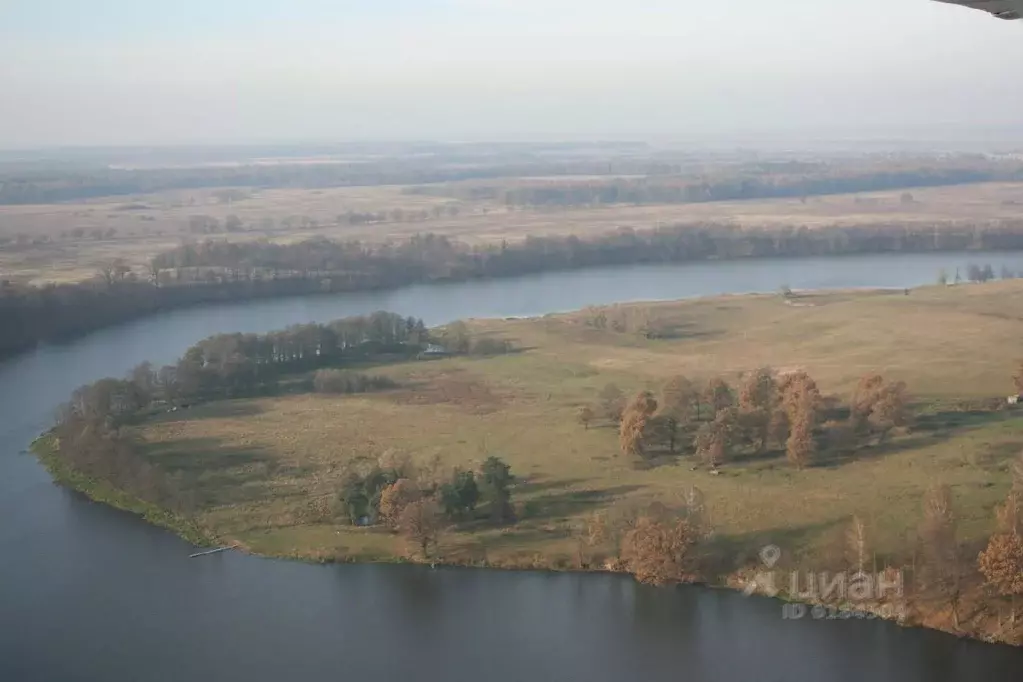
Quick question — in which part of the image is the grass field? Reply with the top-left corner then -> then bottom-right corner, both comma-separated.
4,181 -> 1023,284
132,281 -> 1023,575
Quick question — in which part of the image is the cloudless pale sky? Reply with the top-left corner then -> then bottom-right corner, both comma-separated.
1,0 -> 1022,147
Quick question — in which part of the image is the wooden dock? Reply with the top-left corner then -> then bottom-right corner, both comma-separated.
189,546 -> 233,559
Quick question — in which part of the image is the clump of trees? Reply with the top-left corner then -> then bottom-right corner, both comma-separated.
578,368 -> 909,470
582,492 -> 709,585
338,453 -> 518,557
46,311 -> 437,512
978,456 -> 1023,624
850,374 -> 908,443
51,378 -> 190,514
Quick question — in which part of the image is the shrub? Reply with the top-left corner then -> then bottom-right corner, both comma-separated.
312,370 -> 397,394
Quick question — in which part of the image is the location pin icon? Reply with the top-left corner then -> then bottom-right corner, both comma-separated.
760,544 -> 781,568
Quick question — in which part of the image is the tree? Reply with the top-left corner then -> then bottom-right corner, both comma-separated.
1013,451 -> 1023,493
621,515 -> 700,586
846,515 -> 869,574
871,381 -> 908,441
379,479 -> 422,529
851,373 -> 885,428
738,367 -> 777,413
662,376 -> 697,419
441,320 -> 472,354
480,456 -> 514,523
978,533 -> 1023,624
996,491 -> 1023,540
439,468 -> 479,519
702,377 -> 733,415
768,409 -> 790,449
576,405 -> 595,430
850,374 -> 908,441
339,473 -> 370,525
779,371 -> 820,469
919,484 -> 963,628
599,383 -> 626,423
619,391 -> 658,458
785,416 -> 815,469
694,408 -> 737,467
378,449 -> 416,480
398,497 -> 443,558
660,375 -> 698,443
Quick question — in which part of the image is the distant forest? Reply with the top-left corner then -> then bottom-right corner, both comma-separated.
0,159 -> 673,205
4,220 -> 1023,360
1,154 -> 1020,206
409,166 -> 1023,207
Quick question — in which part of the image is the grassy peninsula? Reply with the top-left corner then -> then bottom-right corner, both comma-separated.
40,280 -> 1023,644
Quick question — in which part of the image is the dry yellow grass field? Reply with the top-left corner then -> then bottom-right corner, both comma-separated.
5,181 -> 1023,284
134,282 -> 1023,567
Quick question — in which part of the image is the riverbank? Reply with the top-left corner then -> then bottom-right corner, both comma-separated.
31,435 -> 215,548
33,281 -> 1023,647
6,218 -> 1023,362
32,429 -> 1022,647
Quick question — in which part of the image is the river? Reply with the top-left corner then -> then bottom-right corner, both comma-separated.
3,252 -> 1023,681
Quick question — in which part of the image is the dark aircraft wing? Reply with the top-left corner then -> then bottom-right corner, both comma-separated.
932,0 -> 1022,19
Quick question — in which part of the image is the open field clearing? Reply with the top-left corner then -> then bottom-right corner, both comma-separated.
134,282 -> 1023,567
4,181 -> 1023,284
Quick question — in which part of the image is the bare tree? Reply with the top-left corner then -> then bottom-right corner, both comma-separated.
576,405 -> 595,430
919,484 -> 963,628
846,515 -> 869,574
599,383 -> 626,423
398,497 -> 443,558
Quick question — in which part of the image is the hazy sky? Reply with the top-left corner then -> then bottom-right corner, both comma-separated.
2,0 -> 1022,147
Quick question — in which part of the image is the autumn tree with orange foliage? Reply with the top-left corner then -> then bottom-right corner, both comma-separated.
851,373 -> 885,426
379,478 -> 422,529
622,515 -> 701,586
979,474 -> 1023,624
779,371 -> 821,469
978,534 -> 1023,625
620,391 -> 658,458
850,374 -> 908,442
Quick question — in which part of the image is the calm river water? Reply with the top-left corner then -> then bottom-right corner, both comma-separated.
4,252 -> 1023,681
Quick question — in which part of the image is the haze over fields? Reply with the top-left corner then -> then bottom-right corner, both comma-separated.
2,0 -> 1023,147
